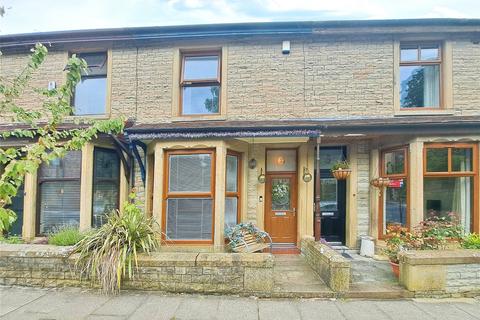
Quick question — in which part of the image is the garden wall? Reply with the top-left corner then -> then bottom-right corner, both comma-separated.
0,244 -> 274,295
300,236 -> 351,292
399,249 -> 480,297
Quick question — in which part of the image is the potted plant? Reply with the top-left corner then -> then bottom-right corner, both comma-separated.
331,160 -> 351,180
384,224 -> 411,278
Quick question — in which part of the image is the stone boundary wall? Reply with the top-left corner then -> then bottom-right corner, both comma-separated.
300,236 -> 350,292
399,249 -> 480,297
0,244 -> 274,295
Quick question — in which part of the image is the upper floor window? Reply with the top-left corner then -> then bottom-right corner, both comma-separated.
73,52 -> 108,116
180,52 -> 221,115
400,43 -> 441,109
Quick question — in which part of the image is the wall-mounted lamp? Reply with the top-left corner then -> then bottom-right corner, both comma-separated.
248,158 -> 257,169
258,168 -> 266,183
302,167 -> 312,183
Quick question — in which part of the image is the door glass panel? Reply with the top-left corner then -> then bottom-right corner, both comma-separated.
267,150 -> 296,172
319,148 -> 344,170
383,149 -> 405,175
320,178 -> 337,211
271,178 -> 291,211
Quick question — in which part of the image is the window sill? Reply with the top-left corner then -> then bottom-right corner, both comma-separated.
171,115 -> 227,122
394,109 -> 454,117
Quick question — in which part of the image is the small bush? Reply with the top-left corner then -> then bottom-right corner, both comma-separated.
0,235 -> 23,244
48,226 -> 85,246
462,233 -> 480,249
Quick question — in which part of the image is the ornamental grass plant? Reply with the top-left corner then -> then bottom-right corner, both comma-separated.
73,193 -> 158,295
48,225 -> 85,246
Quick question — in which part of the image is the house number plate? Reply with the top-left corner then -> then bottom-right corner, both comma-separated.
322,212 -> 335,216
275,212 -> 287,216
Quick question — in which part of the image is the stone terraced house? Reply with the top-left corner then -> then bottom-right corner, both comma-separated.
1,18 -> 479,252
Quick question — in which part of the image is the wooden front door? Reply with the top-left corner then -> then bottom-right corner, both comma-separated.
265,173 -> 297,243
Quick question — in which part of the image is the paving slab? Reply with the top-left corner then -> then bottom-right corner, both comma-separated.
128,295 -> 183,320
298,299 -> 345,320
334,300 -> 390,320
413,299 -> 480,320
0,286 -> 47,316
258,300 -> 301,320
217,297 -> 259,320
373,300 -> 431,320
90,293 -> 145,317
173,295 -> 221,320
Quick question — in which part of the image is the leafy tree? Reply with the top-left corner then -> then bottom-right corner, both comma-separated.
401,68 -> 424,108
204,86 -> 219,113
0,43 -> 124,235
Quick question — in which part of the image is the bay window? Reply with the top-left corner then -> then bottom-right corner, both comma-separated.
38,151 -> 82,235
164,150 -> 215,242
225,151 -> 241,228
424,144 -> 478,233
379,146 -> 409,236
92,148 -> 120,228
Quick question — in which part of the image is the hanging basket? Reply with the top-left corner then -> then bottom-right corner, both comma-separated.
332,168 -> 351,180
370,177 -> 391,189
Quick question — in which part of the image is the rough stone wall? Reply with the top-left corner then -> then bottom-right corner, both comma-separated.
452,40 -> 480,116
300,237 -> 351,292
0,244 -> 274,295
1,38 -> 478,123
356,141 -> 371,237
445,263 -> 480,294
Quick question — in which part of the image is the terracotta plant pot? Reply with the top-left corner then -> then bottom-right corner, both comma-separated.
332,168 -> 351,180
389,261 -> 400,278
370,177 -> 391,188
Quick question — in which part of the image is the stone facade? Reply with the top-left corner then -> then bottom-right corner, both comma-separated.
0,244 -> 275,295
1,36 -> 479,123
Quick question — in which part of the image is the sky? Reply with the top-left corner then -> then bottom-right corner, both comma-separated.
0,0 -> 479,35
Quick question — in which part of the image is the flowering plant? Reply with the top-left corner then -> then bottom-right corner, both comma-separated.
225,222 -> 270,249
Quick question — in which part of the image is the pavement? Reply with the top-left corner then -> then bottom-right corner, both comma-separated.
1,286 -> 479,320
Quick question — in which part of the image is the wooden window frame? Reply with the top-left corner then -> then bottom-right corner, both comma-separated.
162,149 -> 216,244
91,147 -> 121,228
378,146 -> 409,238
70,51 -> 110,117
226,150 -> 242,226
36,150 -> 82,236
399,42 -> 443,110
423,143 -> 479,233
179,51 -> 222,116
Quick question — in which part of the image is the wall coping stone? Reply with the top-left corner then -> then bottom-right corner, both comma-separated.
399,249 -> 480,265
0,244 -> 73,258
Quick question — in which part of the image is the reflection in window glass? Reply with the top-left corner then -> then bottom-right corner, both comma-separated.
184,55 -> 219,80
182,86 -> 219,115
225,197 -> 238,228
400,65 -> 440,108
420,46 -> 439,60
424,177 -> 473,233
74,78 -> 107,115
384,149 -> 405,175
92,148 -> 120,228
320,178 -> 337,211
383,180 -> 407,230
426,148 -> 448,172
226,155 -> 238,193
452,148 -> 472,172
400,47 -> 418,62
319,148 -> 344,170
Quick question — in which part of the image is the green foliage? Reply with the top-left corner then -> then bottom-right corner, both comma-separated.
0,235 -> 24,244
73,193 -> 158,295
48,225 -> 86,246
225,222 -> 270,250
461,233 -> 480,249
331,160 -> 350,171
0,43 -> 124,234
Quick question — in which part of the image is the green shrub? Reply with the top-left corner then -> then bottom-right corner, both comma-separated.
0,235 -> 23,244
73,192 -> 158,295
462,233 -> 480,249
48,225 -> 85,246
